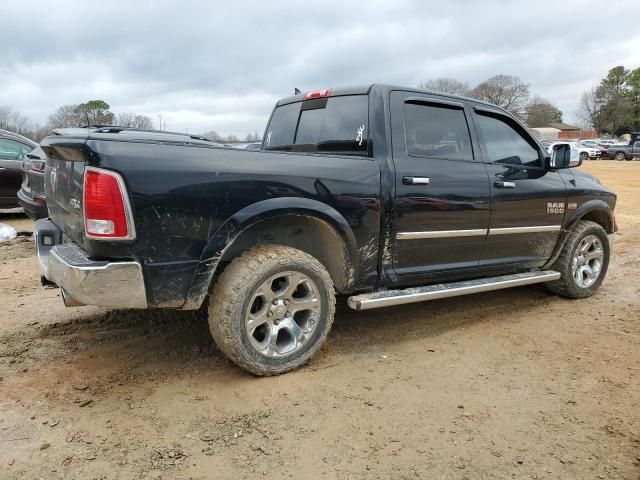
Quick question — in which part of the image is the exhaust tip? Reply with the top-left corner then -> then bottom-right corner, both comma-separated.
61,289 -> 85,307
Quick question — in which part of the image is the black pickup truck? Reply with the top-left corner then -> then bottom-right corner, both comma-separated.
35,84 -> 617,375
608,138 -> 640,161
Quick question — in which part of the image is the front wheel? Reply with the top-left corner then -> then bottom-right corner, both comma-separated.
546,220 -> 610,298
208,244 -> 336,376
580,152 -> 589,161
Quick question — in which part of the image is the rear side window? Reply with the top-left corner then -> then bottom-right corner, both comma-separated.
404,102 -> 473,161
0,139 -> 32,160
474,113 -> 541,167
264,95 -> 368,156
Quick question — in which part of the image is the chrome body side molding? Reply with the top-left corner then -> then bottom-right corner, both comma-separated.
397,225 -> 562,240
396,229 -> 487,240
488,225 -> 561,235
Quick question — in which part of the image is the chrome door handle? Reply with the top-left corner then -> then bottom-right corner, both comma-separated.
403,176 -> 430,185
494,180 -> 516,189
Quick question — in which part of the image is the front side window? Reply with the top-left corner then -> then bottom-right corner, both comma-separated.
0,139 -> 31,160
404,102 -> 473,161
264,95 -> 368,156
474,113 -> 541,167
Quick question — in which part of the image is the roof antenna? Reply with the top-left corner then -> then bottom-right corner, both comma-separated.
294,88 -> 301,95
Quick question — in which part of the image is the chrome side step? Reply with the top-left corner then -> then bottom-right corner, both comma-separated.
347,271 -> 561,311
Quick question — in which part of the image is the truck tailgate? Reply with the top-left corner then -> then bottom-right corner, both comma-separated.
41,139 -> 88,246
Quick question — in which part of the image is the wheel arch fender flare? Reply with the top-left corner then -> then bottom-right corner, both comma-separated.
183,197 -> 359,310
564,200 -> 616,234
543,200 -> 615,269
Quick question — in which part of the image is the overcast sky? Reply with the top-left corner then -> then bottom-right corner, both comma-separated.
2,0 -> 639,135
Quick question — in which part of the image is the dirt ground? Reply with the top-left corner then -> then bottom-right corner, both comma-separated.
0,162 -> 638,480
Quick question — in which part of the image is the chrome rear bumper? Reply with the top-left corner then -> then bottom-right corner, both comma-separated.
35,218 -> 147,308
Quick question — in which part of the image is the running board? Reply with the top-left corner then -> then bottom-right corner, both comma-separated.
347,271 -> 561,310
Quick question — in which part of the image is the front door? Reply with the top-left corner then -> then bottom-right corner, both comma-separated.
390,91 -> 491,276
471,105 -> 568,267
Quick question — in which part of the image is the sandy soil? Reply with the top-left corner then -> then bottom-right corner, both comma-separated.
0,162 -> 638,480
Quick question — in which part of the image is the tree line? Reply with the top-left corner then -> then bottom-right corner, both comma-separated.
418,74 -> 562,128
578,65 -> 640,135
0,100 -> 153,141
0,100 -> 263,143
200,130 -> 262,143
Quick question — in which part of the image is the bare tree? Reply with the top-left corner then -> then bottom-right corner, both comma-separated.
201,130 -> 222,142
418,78 -> 471,96
0,106 -> 34,135
132,115 -> 153,129
244,131 -> 262,142
472,74 -> 530,117
577,88 -> 599,130
47,104 -> 84,128
116,111 -> 135,127
116,112 -> 153,129
0,105 -> 42,139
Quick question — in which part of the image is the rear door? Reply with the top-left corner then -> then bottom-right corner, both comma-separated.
471,105 -> 567,267
390,91 -> 491,276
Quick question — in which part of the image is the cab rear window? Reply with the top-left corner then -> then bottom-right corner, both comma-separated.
264,95 -> 368,156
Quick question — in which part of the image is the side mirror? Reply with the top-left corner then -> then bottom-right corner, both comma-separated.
549,143 -> 582,169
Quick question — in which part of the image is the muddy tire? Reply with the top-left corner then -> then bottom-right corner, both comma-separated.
545,220 -> 610,299
208,244 -> 336,376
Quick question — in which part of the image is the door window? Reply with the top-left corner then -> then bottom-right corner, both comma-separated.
404,102 -> 473,161
474,113 -> 541,167
0,140 -> 32,160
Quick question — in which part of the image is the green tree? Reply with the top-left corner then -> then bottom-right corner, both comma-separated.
594,66 -> 631,135
74,100 -> 114,126
525,96 -> 563,128
625,67 -> 640,131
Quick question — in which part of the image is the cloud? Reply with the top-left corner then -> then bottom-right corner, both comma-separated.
1,0 -> 639,134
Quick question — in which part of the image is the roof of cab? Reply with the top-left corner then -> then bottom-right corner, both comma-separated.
274,83 -> 502,111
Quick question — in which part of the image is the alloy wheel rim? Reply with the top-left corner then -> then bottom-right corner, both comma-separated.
245,271 -> 321,357
571,234 -> 604,288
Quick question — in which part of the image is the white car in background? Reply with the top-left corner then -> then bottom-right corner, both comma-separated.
548,141 -> 600,161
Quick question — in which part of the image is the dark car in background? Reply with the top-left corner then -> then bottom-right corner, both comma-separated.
18,146 -> 48,219
0,129 -> 38,209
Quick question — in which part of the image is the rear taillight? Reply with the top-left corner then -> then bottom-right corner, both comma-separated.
30,160 -> 46,173
304,88 -> 331,100
83,167 -> 135,240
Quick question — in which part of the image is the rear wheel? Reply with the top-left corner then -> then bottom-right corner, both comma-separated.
546,220 -> 610,298
615,152 -> 626,161
208,245 -> 335,376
